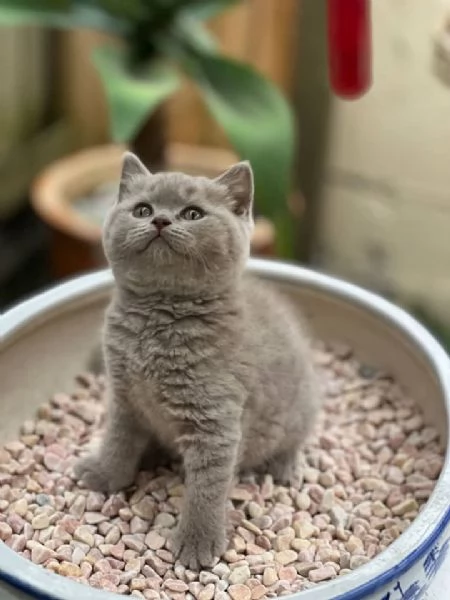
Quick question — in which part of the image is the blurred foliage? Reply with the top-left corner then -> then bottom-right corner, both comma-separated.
0,0 -> 296,254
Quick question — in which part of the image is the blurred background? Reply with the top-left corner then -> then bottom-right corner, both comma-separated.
1,0 -> 450,350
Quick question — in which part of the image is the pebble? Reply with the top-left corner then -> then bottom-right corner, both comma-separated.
11,498 -> 28,517
386,466 -> 405,485
0,523 -> 13,541
85,511 -> 108,525
278,566 -> 297,582
0,345 -> 443,598
122,534 -> 145,553
105,526 -> 121,545
29,542 -> 54,564
74,526 -> 95,547
308,566 -> 336,582
229,565 -> 251,585
36,494 -> 51,507
58,561 -> 82,578
295,562 -> 316,577
130,516 -> 149,534
199,583 -> 216,600
229,584 -> 252,600
275,550 -> 297,566
69,495 -> 86,519
165,580 -> 189,593
132,497 -> 155,521
200,572 -> 219,586
250,584 -> 267,600
213,562 -> 231,579
86,492 -> 105,512
247,502 -> 263,519
31,514 -> 50,530
145,531 -> 166,550
154,512 -> 175,529
392,499 -> 419,517
274,531 -> 294,552
295,522 -> 317,539
262,567 -> 278,586
295,492 -> 311,511
329,505 -> 348,530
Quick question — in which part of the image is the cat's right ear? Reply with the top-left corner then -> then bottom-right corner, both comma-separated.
118,152 -> 152,201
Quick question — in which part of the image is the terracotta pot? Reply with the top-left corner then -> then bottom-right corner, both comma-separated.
31,143 -> 276,279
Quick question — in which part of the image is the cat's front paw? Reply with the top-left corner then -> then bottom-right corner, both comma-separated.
73,454 -> 134,493
172,522 -> 226,570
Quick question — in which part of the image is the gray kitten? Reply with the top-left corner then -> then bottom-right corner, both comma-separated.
74,152 -> 320,569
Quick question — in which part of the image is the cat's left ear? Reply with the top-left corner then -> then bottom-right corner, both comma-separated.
118,151 -> 151,201
214,161 -> 254,218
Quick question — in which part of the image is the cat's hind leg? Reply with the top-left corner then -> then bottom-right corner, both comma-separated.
260,447 -> 303,487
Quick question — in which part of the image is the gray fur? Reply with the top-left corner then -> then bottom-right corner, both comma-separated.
74,152 -> 320,569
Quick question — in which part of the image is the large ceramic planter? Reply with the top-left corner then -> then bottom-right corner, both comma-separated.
1,259 -> 450,599
31,144 -> 276,279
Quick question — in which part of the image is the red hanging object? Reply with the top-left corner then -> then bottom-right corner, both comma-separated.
327,0 -> 372,99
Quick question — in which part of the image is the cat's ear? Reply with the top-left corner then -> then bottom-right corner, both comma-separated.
118,151 -> 151,201
214,161 -> 254,217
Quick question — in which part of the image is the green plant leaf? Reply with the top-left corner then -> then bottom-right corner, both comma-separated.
95,0 -> 147,20
0,0 -> 127,33
93,45 -> 181,142
188,52 -> 295,219
0,0 -> 70,8
182,0 -> 240,21
170,14 -> 217,53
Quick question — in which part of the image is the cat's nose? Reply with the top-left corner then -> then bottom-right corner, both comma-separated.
152,216 -> 171,230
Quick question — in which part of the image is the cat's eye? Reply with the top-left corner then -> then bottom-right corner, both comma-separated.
133,203 -> 153,218
181,206 -> 205,221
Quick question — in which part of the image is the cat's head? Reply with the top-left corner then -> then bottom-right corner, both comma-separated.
103,152 -> 254,293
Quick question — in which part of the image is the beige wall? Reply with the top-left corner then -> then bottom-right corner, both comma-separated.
319,0 -> 450,323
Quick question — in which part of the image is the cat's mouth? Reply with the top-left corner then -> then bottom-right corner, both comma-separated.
138,233 -> 169,254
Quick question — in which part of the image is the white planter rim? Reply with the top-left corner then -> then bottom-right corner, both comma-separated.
1,258 -> 450,600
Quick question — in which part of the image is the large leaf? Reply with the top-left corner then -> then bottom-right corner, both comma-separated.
0,0 -> 127,33
93,45 -> 181,142
188,52 -> 295,220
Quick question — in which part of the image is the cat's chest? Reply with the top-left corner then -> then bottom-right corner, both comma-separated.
108,310 -> 211,378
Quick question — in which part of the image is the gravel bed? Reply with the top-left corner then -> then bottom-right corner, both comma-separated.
0,342 -> 444,599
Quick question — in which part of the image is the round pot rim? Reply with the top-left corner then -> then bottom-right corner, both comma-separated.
1,259 -> 450,600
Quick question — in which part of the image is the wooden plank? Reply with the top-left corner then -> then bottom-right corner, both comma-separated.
55,30 -> 111,147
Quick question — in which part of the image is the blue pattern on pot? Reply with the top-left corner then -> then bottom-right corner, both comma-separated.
375,531 -> 450,600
